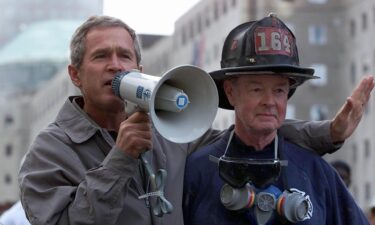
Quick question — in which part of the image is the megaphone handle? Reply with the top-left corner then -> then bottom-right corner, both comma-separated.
125,100 -> 141,116
139,152 -> 173,217
140,152 -> 157,189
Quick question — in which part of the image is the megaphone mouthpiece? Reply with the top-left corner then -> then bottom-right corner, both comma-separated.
112,72 -> 127,98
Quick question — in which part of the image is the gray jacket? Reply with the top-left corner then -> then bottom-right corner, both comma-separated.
19,96 -> 337,225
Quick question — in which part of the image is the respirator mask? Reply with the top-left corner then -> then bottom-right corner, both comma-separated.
212,131 -> 313,225
220,183 -> 312,224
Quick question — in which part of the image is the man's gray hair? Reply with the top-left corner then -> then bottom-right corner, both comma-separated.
70,15 -> 142,69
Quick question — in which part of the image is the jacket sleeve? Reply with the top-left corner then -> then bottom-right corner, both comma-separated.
19,130 -> 139,225
323,162 -> 370,225
279,119 -> 342,155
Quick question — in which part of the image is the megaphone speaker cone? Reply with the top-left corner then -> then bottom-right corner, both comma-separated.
151,65 -> 218,143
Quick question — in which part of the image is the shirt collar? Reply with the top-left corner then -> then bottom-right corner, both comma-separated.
55,96 -> 100,143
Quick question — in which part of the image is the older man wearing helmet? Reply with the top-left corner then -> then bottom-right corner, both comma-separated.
183,14 -> 370,225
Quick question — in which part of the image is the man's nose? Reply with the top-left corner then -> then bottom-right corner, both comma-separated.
107,54 -> 123,73
261,91 -> 275,105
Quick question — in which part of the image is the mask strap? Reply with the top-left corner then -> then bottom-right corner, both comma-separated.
224,130 -> 279,158
223,129 -> 235,156
209,129 -> 235,164
274,133 -> 278,160
278,135 -> 291,194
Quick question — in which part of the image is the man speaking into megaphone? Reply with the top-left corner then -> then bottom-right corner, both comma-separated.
19,15 -> 373,225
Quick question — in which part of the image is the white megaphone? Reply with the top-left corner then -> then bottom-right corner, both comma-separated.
112,64 -> 218,143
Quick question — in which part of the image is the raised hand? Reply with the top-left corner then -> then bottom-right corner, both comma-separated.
330,75 -> 375,143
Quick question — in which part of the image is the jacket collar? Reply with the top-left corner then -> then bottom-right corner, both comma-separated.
55,96 -> 100,144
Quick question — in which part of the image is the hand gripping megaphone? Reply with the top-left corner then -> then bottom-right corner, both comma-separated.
111,64 -> 218,143
111,64 -> 218,217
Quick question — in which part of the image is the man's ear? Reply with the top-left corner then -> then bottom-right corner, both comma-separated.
223,80 -> 236,107
68,64 -> 81,88
138,65 -> 143,73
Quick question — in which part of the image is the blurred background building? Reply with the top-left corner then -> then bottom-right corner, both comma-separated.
0,20 -> 83,105
0,0 -> 374,214
0,0 -> 102,48
0,0 -> 103,106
